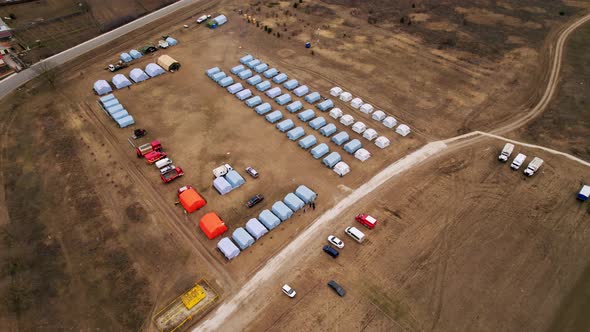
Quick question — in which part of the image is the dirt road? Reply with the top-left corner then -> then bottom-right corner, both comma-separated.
195,12 -> 590,331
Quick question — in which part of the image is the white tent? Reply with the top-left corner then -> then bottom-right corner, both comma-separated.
145,63 -> 165,77
340,114 -> 354,126
351,97 -> 363,109
375,136 -> 390,149
333,161 -> 351,177
372,110 -> 386,121
339,92 -> 352,102
363,128 -> 378,141
383,116 -> 398,128
129,68 -> 149,83
112,74 -> 132,89
355,148 -> 371,162
217,237 -> 240,260
329,108 -> 343,119
352,121 -> 367,134
360,103 -> 374,114
330,86 -> 343,97
93,80 -> 112,95
396,124 -> 411,137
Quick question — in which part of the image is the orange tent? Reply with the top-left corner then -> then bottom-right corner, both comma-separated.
179,188 -> 206,213
199,212 -> 228,240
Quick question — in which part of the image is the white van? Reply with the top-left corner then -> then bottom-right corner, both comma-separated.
155,157 -> 173,169
345,226 -> 365,243
510,153 -> 526,170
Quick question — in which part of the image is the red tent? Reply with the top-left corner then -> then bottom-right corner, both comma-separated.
179,187 -> 206,213
199,212 -> 227,239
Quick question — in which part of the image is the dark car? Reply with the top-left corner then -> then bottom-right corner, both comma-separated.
327,280 -> 346,297
246,194 -> 264,208
322,245 -> 339,258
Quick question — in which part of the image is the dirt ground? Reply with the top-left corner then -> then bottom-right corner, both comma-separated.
0,0 -> 589,331
242,139 -> 590,332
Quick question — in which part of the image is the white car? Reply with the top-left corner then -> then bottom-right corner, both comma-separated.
282,284 -> 296,298
328,235 -> 344,249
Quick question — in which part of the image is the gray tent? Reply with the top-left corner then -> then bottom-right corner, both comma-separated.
238,69 -> 253,79
247,75 -> 262,86
255,103 -> 272,115
112,74 -> 132,89
310,143 -> 329,159
218,237 -> 240,260
232,228 -> 255,250
287,127 -> 305,140
206,66 -> 221,77
93,80 -> 112,95
218,76 -> 234,88
254,63 -> 268,73
245,96 -> 262,108
305,92 -> 321,104
317,99 -> 334,111
213,177 -> 232,195
236,89 -> 252,101
295,185 -> 317,203
145,63 -> 165,77
319,123 -> 337,136
273,73 -> 288,84
240,54 -> 253,64
225,170 -> 245,188
231,64 -> 245,74
331,131 -> 350,146
264,68 -> 278,78
266,87 -> 282,98
99,93 -> 115,104
272,201 -> 293,221
227,82 -> 244,94
344,139 -> 362,154
259,210 -> 281,230
283,193 -> 305,211
283,79 -> 299,91
298,109 -> 315,122
286,101 -> 303,113
116,115 -> 135,128
277,119 -> 294,132
323,152 -> 342,168
256,80 -> 271,92
309,116 -> 327,129
298,135 -> 317,149
129,68 -> 149,83
265,110 -> 283,124
293,85 -> 309,97
245,218 -> 268,239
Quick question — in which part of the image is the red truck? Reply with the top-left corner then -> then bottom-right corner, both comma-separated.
161,167 -> 184,183
355,213 -> 377,229
145,151 -> 167,164
136,140 -> 162,157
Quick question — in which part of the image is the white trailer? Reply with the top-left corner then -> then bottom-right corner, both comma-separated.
498,143 -> 514,162
511,153 -> 526,170
524,157 -> 543,176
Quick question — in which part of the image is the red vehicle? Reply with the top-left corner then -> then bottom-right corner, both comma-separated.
145,150 -> 167,164
136,140 -> 162,157
161,167 -> 184,183
355,213 -> 377,229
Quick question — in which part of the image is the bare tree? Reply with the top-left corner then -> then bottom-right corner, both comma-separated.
33,61 -> 58,88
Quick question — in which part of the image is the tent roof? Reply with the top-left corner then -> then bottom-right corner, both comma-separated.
309,117 -> 327,129
179,188 -> 206,213
93,80 -> 112,95
225,170 -> 245,188
129,68 -> 149,82
344,139 -> 362,153
287,127 -> 305,140
112,74 -> 132,89
245,218 -> 268,239
200,212 -> 227,239
320,123 -> 337,136
145,63 -> 165,77
116,115 -> 135,128
284,193 -> 305,211
157,54 -> 179,69
217,237 -> 240,260
311,143 -> 329,158
232,227 -> 255,249
272,201 -> 293,221
295,185 -> 316,203
213,177 -> 232,195
259,209 -> 281,230
323,152 -> 342,167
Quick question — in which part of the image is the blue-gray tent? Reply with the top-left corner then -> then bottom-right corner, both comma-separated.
238,69 -> 253,80
273,73 -> 288,84
311,143 -> 329,159
245,218 -> 268,239
264,68 -> 278,78
116,115 -> 135,128
331,131 -> 350,146
227,82 -> 244,94
236,89 -> 252,101
218,237 -> 240,260
293,85 -> 309,97
107,104 -> 124,116
94,80 -> 112,95
283,193 -> 305,212
295,185 -> 317,203
298,109 -> 315,122
247,59 -> 261,69
256,80 -> 271,92
213,177 -> 232,195
231,64 -> 245,74
255,103 -> 272,115
309,116 -> 327,129
275,94 -> 292,105
266,87 -> 282,98
323,152 -> 342,168
129,49 -> 142,59
111,110 -> 129,120
276,119 -> 294,132
283,79 -> 299,91
99,94 -> 115,104
120,52 -> 132,63
103,98 -> 120,109
129,68 -> 149,83
344,139 -> 362,154
319,123 -> 337,136
225,170 -> 245,188
298,135 -> 317,149
145,63 -> 165,77
245,96 -> 262,108
246,75 -> 262,85
286,101 -> 303,113
206,66 -> 221,77
259,210 -> 281,230
265,110 -> 283,123
317,99 -> 334,111
287,127 -> 305,140
272,201 -> 293,221
165,36 -> 178,46
232,228 -> 255,250
112,74 -> 132,89
254,63 -> 268,73
305,92 -> 321,104
218,76 -> 234,87
212,71 -> 227,82
240,54 -> 253,64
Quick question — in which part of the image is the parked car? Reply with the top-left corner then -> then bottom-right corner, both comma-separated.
245,166 -> 259,178
281,284 -> 296,298
327,235 -> 344,249
246,194 -> 264,208
327,280 -> 346,297
355,213 -> 377,229
322,245 -> 339,258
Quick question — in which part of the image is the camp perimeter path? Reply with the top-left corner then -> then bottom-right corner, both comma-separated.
0,0 -> 200,100
195,12 -> 590,331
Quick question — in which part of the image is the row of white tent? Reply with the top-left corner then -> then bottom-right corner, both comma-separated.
329,86 -> 411,137
218,185 -> 317,260
93,63 -> 167,95
97,93 -> 135,128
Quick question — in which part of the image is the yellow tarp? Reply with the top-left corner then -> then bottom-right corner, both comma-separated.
181,285 -> 206,309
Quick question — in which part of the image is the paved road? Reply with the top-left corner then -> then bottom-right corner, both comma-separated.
0,0 -> 199,100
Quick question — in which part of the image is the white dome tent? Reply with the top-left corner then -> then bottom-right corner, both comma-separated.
396,124 -> 411,137
330,86 -> 343,97
340,114 -> 354,126
382,116 -> 398,128
333,162 -> 351,177
129,68 -> 149,83
360,103 -> 374,114
372,110 -> 386,121
350,97 -> 363,109
145,63 -> 165,77
355,148 -> 371,162
112,74 -> 132,89
375,136 -> 390,149
352,121 -> 367,134
329,108 -> 343,119
363,128 -> 378,141
339,92 -> 352,102
93,80 -> 112,95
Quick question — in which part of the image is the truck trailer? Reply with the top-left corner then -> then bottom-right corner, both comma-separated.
498,143 -> 515,162
524,157 -> 543,176
136,140 -> 162,157
511,153 -> 526,170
